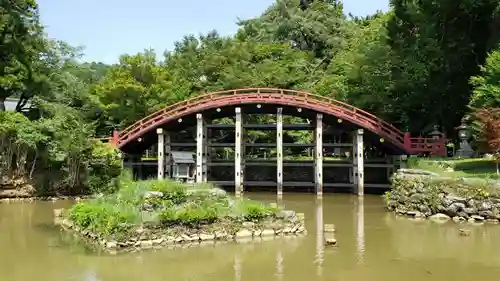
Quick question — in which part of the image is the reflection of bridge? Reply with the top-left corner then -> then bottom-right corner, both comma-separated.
100,88 -> 447,196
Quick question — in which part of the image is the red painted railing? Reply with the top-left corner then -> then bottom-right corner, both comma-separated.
404,132 -> 447,156
116,88 -> 407,150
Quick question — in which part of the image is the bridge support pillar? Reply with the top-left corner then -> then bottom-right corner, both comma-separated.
157,128 -> 165,180
276,108 -> 283,197
235,107 -> 243,197
196,113 -> 207,183
203,121 -> 209,182
165,133 -> 171,179
314,113 -> 323,197
352,129 -> 364,196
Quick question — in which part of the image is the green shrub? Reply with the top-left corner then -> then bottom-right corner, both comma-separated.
159,201 -> 222,226
232,199 -> 277,221
86,142 -> 123,194
68,201 -> 139,240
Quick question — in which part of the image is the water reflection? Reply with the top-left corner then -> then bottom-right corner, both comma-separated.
3,195 -> 500,280
234,255 -> 241,281
315,198 -> 324,277
275,251 -> 284,280
356,197 -> 365,264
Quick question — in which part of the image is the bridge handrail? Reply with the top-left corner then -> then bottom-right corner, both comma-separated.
118,88 -> 406,146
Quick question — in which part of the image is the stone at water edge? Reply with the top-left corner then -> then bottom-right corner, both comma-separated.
199,233 -> 215,241
452,216 -> 466,222
106,241 -> 118,249
152,238 -> 164,245
140,240 -> 153,248
471,215 -> 485,222
261,229 -> 275,237
235,229 -> 253,239
429,213 -> 451,222
406,211 -> 423,218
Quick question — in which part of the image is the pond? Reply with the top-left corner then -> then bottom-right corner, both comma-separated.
1,193 -> 500,281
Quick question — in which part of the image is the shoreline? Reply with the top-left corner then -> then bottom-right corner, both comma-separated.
0,195 -> 91,203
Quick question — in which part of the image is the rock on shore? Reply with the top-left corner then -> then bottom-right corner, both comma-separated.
385,169 -> 500,224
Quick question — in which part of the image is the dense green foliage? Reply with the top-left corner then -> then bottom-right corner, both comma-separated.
68,174 -> 278,240
3,0 -> 500,190
0,108 -> 122,194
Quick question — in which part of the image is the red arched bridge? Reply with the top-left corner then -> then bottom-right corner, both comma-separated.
99,88 -> 446,155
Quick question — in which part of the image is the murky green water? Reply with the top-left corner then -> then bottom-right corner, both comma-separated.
1,193 -> 500,281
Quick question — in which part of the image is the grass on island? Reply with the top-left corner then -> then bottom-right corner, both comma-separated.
407,157 -> 500,179
67,172 -> 279,241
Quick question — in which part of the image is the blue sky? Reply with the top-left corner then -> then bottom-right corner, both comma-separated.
37,0 -> 389,64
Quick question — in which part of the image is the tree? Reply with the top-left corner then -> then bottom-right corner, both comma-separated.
469,49 -> 500,110
473,108 -> 500,174
386,0 -> 500,133
91,50 -> 178,133
0,0 -> 44,111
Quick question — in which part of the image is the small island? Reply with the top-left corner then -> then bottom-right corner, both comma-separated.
54,175 -> 306,253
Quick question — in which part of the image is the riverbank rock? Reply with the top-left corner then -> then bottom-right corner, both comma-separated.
385,169 -> 500,225
429,213 -> 451,222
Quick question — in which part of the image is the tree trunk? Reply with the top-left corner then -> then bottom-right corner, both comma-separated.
497,162 -> 499,175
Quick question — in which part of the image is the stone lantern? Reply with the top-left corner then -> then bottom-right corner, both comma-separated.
455,121 -> 474,158
429,125 -> 442,140
457,122 -> 470,141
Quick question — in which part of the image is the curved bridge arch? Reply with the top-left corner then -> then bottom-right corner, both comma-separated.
116,88 -> 409,153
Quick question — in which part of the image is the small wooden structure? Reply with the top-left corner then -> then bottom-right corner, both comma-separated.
171,151 -> 196,182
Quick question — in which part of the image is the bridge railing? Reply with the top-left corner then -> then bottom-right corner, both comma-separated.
116,88 -> 408,149
404,133 -> 447,156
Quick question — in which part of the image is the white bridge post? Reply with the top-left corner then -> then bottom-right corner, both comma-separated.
276,107 -> 283,197
203,119 -> 209,182
165,132 -> 171,179
157,128 -> 165,179
352,129 -> 364,196
235,107 -> 243,196
196,113 -> 206,183
314,113 -> 323,197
